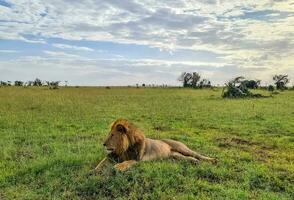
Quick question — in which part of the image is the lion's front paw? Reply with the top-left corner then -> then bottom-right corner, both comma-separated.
114,163 -> 129,171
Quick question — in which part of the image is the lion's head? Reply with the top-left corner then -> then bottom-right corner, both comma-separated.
103,118 -> 145,161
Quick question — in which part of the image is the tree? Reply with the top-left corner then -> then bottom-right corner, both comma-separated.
178,72 -> 202,88
191,72 -> 201,88
199,79 -> 211,88
243,80 -> 260,89
273,74 -> 289,90
178,72 -> 192,87
178,72 -> 213,89
0,81 -> 7,86
14,81 -> 23,86
33,78 -> 42,86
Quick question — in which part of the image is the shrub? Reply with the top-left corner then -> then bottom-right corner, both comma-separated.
222,77 -> 250,98
268,85 -> 275,92
222,76 -> 263,98
47,81 -> 60,89
242,80 -> 260,89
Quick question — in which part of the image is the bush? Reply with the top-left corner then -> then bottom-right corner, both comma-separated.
242,80 -> 260,89
222,77 -> 250,98
47,81 -> 60,89
268,85 -> 275,92
222,76 -> 263,98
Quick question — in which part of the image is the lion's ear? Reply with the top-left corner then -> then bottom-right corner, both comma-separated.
116,124 -> 127,133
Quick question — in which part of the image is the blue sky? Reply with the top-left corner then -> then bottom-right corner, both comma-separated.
0,0 -> 293,86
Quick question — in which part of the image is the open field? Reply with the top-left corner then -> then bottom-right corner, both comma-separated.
0,87 -> 293,200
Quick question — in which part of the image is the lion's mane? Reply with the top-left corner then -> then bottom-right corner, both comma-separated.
109,118 -> 145,162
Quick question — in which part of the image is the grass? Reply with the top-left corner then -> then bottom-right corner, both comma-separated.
0,87 -> 293,199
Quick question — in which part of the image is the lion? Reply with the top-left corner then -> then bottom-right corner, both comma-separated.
95,118 -> 216,171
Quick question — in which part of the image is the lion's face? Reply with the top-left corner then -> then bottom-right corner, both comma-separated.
103,124 -> 129,155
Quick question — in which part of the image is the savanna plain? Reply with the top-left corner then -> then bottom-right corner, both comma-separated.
0,87 -> 293,200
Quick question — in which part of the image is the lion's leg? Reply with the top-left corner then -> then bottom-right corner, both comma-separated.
162,139 -> 216,163
114,160 -> 137,171
95,157 -> 108,171
170,151 -> 199,164
180,149 -> 216,163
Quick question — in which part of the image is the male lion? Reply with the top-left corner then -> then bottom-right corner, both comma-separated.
95,118 -> 216,171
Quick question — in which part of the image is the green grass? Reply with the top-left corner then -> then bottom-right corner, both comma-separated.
0,87 -> 293,200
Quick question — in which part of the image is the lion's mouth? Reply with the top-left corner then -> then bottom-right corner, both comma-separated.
106,148 -> 114,153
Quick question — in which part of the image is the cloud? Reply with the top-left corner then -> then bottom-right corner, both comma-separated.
43,50 -> 82,59
0,0 -> 293,85
22,38 -> 47,44
0,49 -> 19,53
52,43 -> 94,51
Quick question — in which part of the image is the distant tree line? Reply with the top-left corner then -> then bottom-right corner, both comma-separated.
177,71 -> 292,98
135,83 -> 169,88
0,78 -> 64,89
0,74 -> 292,93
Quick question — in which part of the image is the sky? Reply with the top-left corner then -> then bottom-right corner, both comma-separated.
0,0 -> 293,86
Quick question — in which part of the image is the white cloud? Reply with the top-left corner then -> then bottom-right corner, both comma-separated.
0,0 -> 293,85
52,43 -> 94,51
22,38 -> 47,44
0,50 -> 19,53
43,50 -> 82,59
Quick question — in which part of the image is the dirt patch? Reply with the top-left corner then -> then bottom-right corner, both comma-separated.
9,148 -> 34,161
216,137 -> 273,162
231,137 -> 256,145
153,125 -> 171,132
254,149 -> 272,162
216,137 -> 257,148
